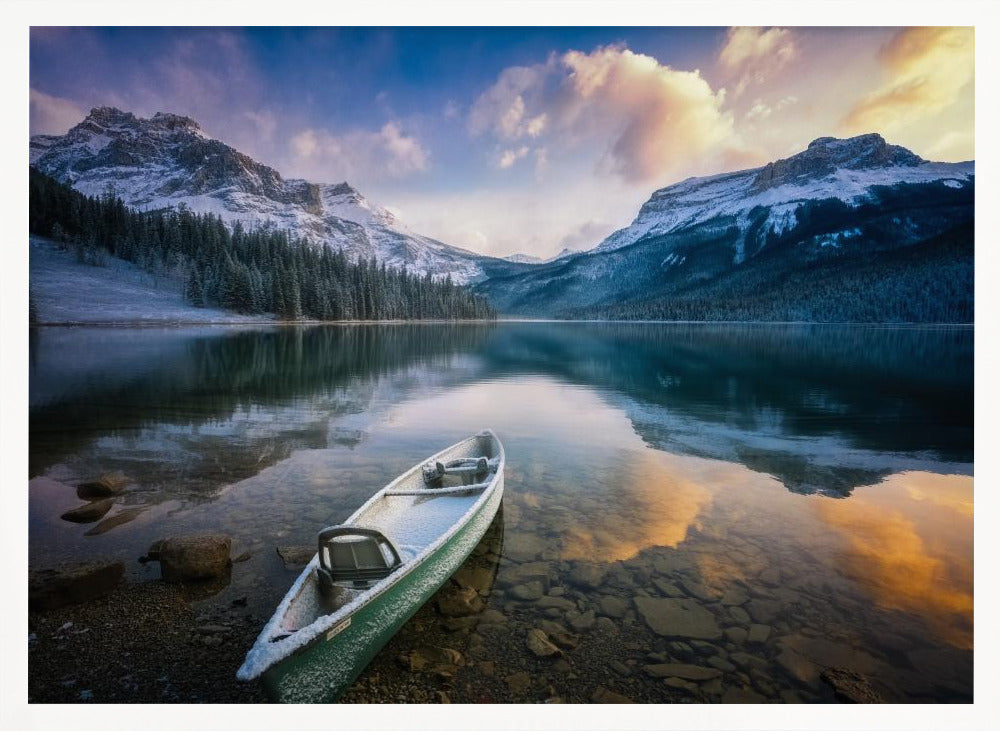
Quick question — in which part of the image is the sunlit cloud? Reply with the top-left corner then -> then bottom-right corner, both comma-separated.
289,122 -> 430,182
841,27 -> 974,140
30,88 -> 84,136
560,450 -> 713,562
718,27 -> 797,97
469,45 -> 741,185
817,472 -> 973,649
497,146 -> 529,169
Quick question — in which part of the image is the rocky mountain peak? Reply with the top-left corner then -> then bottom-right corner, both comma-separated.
30,106 -> 492,283
82,106 -> 138,129
752,133 -> 924,192
150,112 -> 202,133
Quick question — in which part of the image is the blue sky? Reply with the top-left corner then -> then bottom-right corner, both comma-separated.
30,27 -> 974,257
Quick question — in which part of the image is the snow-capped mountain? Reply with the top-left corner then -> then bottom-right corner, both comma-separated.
596,134 -> 973,262
30,107 -> 493,283
475,133 -> 974,321
503,247 -> 582,265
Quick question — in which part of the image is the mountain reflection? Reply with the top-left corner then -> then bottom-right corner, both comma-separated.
30,322 -> 972,500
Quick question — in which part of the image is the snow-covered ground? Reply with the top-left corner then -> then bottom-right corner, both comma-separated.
29,236 -> 273,325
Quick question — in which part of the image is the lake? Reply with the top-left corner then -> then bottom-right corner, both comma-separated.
28,322 -> 974,703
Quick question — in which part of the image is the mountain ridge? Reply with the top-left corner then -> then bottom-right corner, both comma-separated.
31,106 -> 496,283
474,133 -> 974,321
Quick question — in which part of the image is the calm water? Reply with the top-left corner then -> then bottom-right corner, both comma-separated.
29,323 -> 973,702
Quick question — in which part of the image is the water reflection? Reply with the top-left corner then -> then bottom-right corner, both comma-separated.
28,322 -> 973,702
816,473 -> 973,650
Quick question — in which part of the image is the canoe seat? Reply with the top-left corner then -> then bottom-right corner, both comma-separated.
316,526 -> 402,594
422,456 -> 492,484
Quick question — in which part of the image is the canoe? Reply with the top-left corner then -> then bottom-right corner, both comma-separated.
237,429 -> 505,703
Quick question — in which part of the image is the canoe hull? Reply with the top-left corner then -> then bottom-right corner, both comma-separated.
261,475 -> 504,703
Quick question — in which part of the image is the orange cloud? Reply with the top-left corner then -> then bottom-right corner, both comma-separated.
718,27 -> 797,97
841,27 -> 974,138
817,473 -> 973,650
559,450 -> 712,562
468,45 -> 741,184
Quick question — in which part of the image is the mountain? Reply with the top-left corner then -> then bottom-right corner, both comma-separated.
503,247 -> 582,265
504,253 -> 544,264
475,134 -> 974,321
30,107 -> 494,283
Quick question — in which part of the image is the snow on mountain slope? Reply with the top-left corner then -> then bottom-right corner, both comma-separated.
596,134 -> 975,260
503,247 -> 582,265
30,107 -> 492,283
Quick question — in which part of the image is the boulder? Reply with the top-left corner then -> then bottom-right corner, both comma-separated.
155,534 -> 232,582
76,472 -> 130,499
29,561 -> 124,610
634,596 -> 722,640
60,499 -> 113,524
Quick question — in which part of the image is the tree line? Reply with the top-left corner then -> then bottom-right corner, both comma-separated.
29,167 -> 496,321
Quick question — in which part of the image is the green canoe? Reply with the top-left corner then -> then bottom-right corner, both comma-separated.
237,429 -> 505,703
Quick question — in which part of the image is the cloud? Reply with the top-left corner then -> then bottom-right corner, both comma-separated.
469,45 -> 739,184
817,472 -> 973,650
289,121 -> 429,182
556,219 -> 615,251
497,146 -> 529,169
841,27 -> 974,135
718,27 -> 797,96
30,88 -> 84,135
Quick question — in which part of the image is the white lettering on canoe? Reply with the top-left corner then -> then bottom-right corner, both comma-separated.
326,618 -> 351,641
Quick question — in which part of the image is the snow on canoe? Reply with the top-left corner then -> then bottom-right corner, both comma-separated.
237,429 -> 505,703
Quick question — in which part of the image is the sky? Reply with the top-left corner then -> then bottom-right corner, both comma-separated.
29,26 -> 975,259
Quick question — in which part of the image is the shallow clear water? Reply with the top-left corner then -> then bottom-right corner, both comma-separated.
29,322 -> 973,702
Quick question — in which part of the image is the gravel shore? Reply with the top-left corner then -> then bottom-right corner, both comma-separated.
29,580 -> 266,703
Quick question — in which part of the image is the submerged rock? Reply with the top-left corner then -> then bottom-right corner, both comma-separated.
84,507 -> 146,536
536,595 -> 576,612
155,534 -> 232,582
526,628 -> 562,657
276,545 -> 314,568
566,563 -> 607,590
60,498 -> 113,523
598,595 -> 628,618
634,596 -> 722,640
591,686 -> 634,703
76,472 -> 130,499
29,560 -> 124,610
437,586 -> 485,617
821,667 -> 886,703
508,580 -> 545,601
644,663 -> 722,680
568,609 -> 597,633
